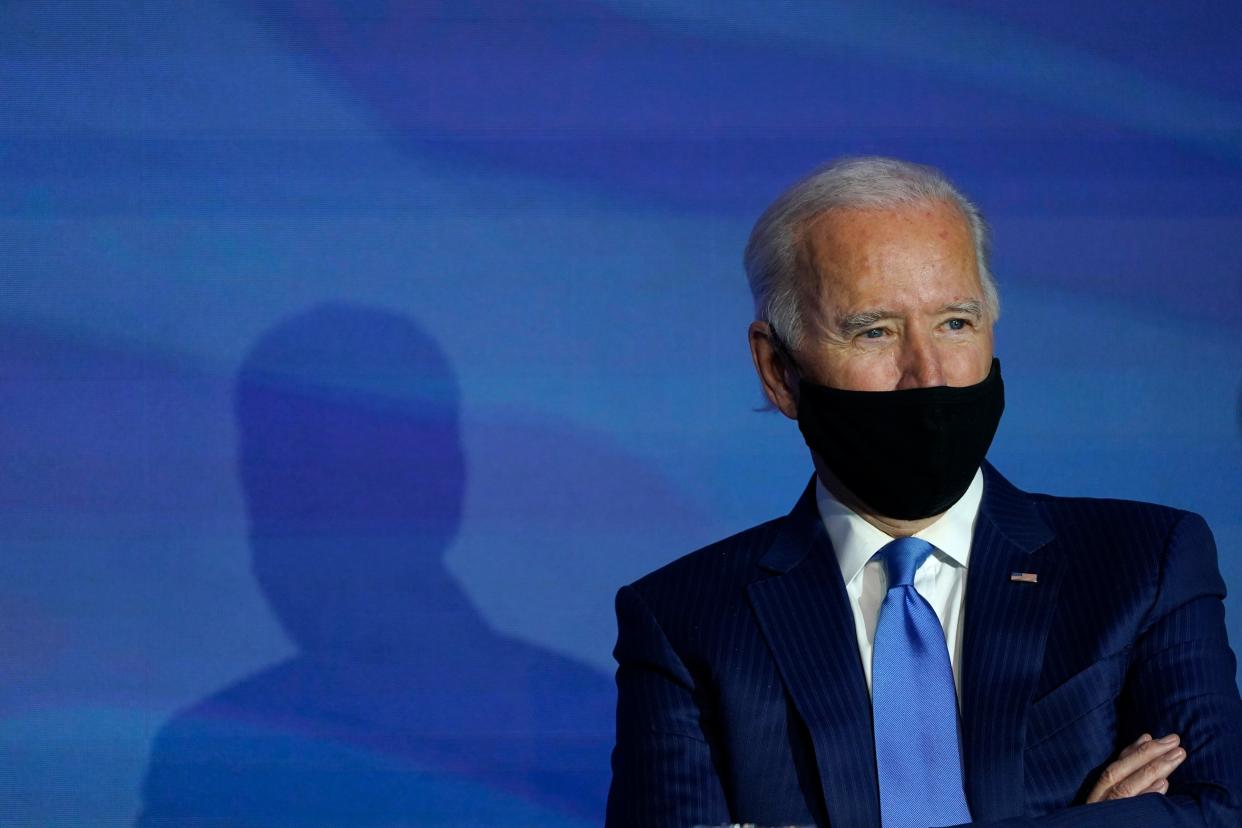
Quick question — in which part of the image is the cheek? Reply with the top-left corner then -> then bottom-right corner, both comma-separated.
823,353 -> 903,391
941,339 -> 993,386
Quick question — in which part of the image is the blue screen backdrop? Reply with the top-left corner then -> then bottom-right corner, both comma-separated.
2,1 -> 1240,825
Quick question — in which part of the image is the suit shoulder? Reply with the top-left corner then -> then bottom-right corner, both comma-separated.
626,514 -> 785,604
1025,490 -> 1214,575
1027,489 -> 1200,534
985,464 -> 1206,538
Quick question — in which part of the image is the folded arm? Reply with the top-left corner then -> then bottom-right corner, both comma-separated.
958,512 -> 1242,827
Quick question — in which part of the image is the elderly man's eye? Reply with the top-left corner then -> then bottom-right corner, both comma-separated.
863,328 -> 886,339
946,318 -> 968,331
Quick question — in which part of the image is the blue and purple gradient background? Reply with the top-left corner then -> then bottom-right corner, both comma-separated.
3,1 -> 1240,825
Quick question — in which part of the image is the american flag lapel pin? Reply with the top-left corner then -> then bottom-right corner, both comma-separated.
1010,572 -> 1039,584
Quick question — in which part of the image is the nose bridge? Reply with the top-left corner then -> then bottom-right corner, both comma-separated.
899,324 -> 944,389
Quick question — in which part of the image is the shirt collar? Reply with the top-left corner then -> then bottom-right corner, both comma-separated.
815,468 -> 984,585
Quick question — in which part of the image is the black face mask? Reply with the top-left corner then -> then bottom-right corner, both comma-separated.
795,359 -> 1004,520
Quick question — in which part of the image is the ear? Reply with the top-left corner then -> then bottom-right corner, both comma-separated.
748,321 -> 799,419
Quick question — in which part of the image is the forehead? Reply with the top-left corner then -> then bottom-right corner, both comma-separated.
796,199 -> 981,311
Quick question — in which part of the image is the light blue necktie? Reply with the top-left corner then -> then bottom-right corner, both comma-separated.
871,536 -> 971,828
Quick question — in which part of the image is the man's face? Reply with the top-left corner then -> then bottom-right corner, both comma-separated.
788,198 -> 994,395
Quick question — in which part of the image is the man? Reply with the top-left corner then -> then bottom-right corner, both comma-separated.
606,157 -> 1242,827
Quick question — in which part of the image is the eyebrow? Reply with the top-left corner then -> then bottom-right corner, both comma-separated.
836,309 -> 900,337
834,299 -> 985,336
943,299 -> 985,319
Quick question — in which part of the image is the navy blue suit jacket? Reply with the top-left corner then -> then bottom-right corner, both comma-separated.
606,464 -> 1242,827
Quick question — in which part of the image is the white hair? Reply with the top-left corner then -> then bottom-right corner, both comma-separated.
743,156 -> 999,349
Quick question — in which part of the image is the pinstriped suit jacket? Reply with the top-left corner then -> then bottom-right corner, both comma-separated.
606,463 -> 1242,827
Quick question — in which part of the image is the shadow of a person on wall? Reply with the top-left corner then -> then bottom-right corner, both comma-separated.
137,303 -> 613,827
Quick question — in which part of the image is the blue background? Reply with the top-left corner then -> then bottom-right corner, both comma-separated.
2,1 -> 1240,825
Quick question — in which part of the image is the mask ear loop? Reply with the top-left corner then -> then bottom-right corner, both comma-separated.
765,323 -> 806,389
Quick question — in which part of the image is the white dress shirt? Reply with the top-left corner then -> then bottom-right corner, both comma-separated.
815,469 -> 984,697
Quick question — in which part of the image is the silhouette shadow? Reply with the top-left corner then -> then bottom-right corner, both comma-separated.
137,303 -> 613,827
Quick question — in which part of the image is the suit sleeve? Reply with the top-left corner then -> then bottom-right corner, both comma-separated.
606,584 -> 731,828
959,511 -> 1242,828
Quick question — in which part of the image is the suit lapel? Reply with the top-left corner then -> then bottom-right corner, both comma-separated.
747,481 -> 881,828
960,463 -> 1062,820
